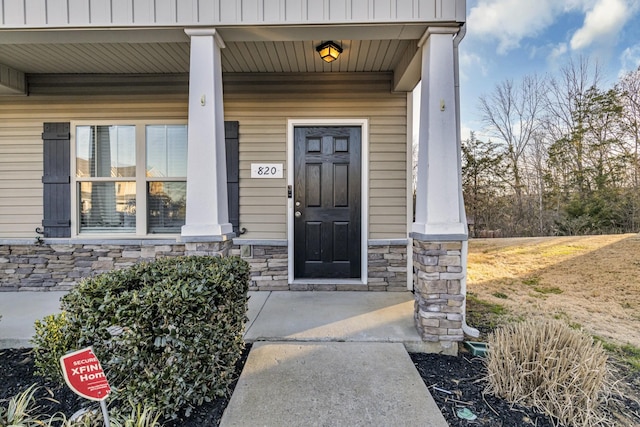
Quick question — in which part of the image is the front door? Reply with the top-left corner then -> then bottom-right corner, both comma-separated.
294,126 -> 361,278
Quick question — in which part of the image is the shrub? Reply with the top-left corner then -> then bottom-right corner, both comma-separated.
485,319 -> 610,426
32,312 -> 78,383
34,255 -> 249,420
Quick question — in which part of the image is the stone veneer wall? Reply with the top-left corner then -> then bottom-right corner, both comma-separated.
1,240 -> 411,291
230,245 -> 289,291
366,243 -> 408,291
0,240 -> 232,291
412,239 -> 465,355
231,242 -> 408,291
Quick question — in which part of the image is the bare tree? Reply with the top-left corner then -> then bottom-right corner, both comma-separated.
479,74 -> 545,231
618,67 -> 640,230
543,57 -> 601,196
522,132 -> 549,235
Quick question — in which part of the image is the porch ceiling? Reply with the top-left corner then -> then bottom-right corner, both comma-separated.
0,23 -> 440,93
0,39 -> 413,74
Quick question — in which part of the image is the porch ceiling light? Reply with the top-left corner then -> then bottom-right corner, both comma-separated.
316,41 -> 343,63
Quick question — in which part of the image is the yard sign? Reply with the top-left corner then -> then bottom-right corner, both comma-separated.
60,347 -> 111,401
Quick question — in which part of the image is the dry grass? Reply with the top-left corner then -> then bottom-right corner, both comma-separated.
485,319 -> 611,427
467,234 -> 640,348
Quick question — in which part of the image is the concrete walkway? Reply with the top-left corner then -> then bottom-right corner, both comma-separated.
0,291 -> 448,426
0,291 -> 67,349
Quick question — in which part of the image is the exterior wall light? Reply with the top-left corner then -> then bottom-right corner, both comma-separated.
316,41 -> 343,63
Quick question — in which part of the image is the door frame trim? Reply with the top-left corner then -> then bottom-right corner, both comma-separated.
287,118 -> 369,284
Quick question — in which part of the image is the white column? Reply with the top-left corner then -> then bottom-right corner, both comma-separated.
181,28 -> 233,238
412,27 -> 467,238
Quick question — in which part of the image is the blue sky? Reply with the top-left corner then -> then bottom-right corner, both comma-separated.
458,0 -> 640,140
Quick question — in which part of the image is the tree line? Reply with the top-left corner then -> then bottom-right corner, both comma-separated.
463,58 -> 640,237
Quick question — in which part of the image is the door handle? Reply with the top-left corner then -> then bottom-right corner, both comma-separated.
295,211 -> 302,218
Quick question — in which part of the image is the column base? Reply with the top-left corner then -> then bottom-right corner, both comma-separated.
181,223 -> 233,238
412,239 -> 466,352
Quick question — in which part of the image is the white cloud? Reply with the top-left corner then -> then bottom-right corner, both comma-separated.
468,0 -> 639,55
549,43 -> 568,62
570,0 -> 630,50
620,44 -> 640,75
459,51 -> 488,81
460,125 -> 474,142
468,0 -> 566,54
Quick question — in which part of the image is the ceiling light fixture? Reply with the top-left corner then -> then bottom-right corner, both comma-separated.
316,41 -> 343,63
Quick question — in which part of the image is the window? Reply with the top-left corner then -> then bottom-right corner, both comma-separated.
73,122 -> 187,235
146,125 -> 187,234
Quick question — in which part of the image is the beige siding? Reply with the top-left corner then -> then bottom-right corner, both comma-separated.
225,72 -> 407,240
0,95 -> 188,238
0,73 -> 407,240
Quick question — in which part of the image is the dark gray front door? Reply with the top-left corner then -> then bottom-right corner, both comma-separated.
293,126 -> 361,278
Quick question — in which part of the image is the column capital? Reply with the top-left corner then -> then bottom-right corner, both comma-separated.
184,28 -> 226,48
418,26 -> 460,47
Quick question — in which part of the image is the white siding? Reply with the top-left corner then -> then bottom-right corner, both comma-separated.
1,0 -> 465,27
0,73 -> 407,240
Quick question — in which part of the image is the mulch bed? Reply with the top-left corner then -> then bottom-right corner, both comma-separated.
410,351 -> 554,426
2,345 -> 639,426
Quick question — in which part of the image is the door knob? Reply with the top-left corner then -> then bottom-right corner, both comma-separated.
295,211 -> 302,218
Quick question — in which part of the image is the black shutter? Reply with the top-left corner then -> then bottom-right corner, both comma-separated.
225,121 -> 240,235
42,122 -> 71,238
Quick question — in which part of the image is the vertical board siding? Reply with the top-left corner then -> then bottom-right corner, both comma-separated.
24,0 -> 46,25
111,0 -> 134,23
0,74 -> 406,240
1,0 -> 464,27
68,0 -> 90,24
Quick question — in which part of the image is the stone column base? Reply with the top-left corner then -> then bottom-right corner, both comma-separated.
412,239 -> 465,354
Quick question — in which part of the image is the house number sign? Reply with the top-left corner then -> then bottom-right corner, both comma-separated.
251,163 -> 283,178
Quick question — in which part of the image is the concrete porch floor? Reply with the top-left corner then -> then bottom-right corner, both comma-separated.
1,290 -> 425,349
245,291 -> 436,352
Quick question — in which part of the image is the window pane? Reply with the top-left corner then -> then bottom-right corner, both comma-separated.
147,181 -> 186,233
76,125 -> 136,178
146,125 -> 187,178
79,182 -> 136,232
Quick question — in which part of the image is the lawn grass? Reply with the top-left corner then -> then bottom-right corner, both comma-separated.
466,234 -> 640,348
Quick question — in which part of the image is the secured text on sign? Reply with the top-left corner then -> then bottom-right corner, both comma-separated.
60,347 -> 111,401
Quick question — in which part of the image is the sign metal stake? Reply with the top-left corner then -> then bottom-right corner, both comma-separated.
100,400 -> 111,427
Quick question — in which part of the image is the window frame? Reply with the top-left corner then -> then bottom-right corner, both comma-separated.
70,120 -> 188,238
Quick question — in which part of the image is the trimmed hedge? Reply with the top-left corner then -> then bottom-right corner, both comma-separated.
37,255 -> 249,420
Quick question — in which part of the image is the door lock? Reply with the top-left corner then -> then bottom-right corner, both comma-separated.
295,201 -> 301,207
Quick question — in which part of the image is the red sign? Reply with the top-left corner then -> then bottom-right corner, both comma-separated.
60,347 -> 111,401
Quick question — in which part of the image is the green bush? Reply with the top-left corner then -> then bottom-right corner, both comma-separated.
34,255 -> 249,420
32,312 -> 78,383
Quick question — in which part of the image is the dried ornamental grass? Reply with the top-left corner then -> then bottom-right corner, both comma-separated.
485,319 -> 611,426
